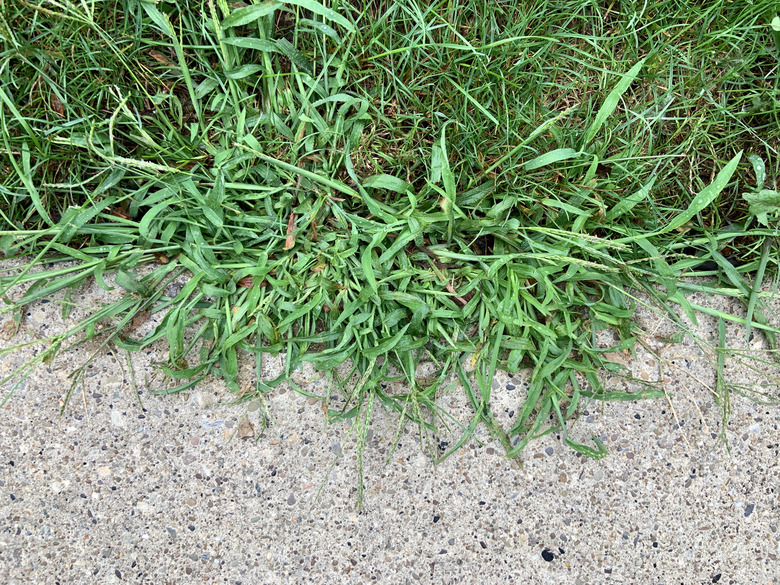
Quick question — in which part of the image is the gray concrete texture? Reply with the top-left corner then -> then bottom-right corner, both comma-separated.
0,260 -> 778,584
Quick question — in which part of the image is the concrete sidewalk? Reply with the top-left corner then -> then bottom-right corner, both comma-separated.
0,263 -> 778,584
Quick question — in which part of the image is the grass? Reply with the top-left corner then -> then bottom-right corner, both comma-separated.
2,0 -> 780,503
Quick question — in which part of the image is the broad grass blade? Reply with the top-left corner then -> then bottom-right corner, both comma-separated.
582,59 -> 645,146
660,151 -> 742,235
221,2 -> 280,28
283,0 -> 354,33
523,148 -> 582,171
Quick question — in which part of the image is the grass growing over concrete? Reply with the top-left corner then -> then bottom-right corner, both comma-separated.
2,0 -> 780,496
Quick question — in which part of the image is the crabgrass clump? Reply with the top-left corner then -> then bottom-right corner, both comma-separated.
1,0 -> 780,491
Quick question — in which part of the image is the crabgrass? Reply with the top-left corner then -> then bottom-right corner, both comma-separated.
2,0 -> 780,501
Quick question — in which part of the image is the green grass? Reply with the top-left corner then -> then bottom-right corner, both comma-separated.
2,0 -> 780,503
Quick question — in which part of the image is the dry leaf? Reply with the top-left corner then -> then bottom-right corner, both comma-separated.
603,351 -> 631,367
237,416 -> 254,439
149,49 -> 175,66
128,309 -> 151,332
1,318 -> 21,341
51,94 -> 64,116
237,276 -> 254,288
445,279 -> 468,307
284,212 -> 297,250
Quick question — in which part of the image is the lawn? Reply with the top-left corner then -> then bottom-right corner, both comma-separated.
2,0 -> 780,493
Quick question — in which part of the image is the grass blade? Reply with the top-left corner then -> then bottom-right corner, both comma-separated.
745,238 -> 773,344
283,0 -> 354,33
582,59 -> 645,146
523,148 -> 583,171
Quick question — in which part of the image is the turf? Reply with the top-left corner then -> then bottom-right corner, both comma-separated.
2,0 -> 780,498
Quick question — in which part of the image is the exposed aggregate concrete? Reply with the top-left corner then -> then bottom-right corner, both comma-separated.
0,261 -> 778,584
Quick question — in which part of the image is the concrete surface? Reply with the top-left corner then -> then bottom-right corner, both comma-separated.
0,261 -> 778,584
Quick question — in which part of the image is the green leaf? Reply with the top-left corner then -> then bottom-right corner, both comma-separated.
221,2 -> 281,29
747,153 -> 766,190
440,123 -> 456,241
363,174 -> 411,194
142,2 -> 173,35
746,239 -> 772,345
363,324 -> 411,358
449,78 -> 499,126
94,167 -> 126,195
564,436 -> 608,459
139,198 -> 176,241
431,143 -> 442,184
114,269 -> 144,294
582,59 -> 645,146
606,175 -> 656,221
743,189 -> 780,225
277,292 -> 323,330
225,64 -> 264,79
523,148 -> 583,171
282,0 -> 354,33
377,225 -> 420,265
222,37 -> 279,52
275,38 -> 313,76
652,151 -> 742,237
361,231 -> 386,295
299,18 -> 342,44
202,206 -> 223,228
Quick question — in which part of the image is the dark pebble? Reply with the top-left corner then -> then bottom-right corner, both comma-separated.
712,574 -> 721,583
506,384 -> 516,390
433,515 -> 440,523
541,549 -> 554,562
115,569 -> 122,579
744,504 -> 755,517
